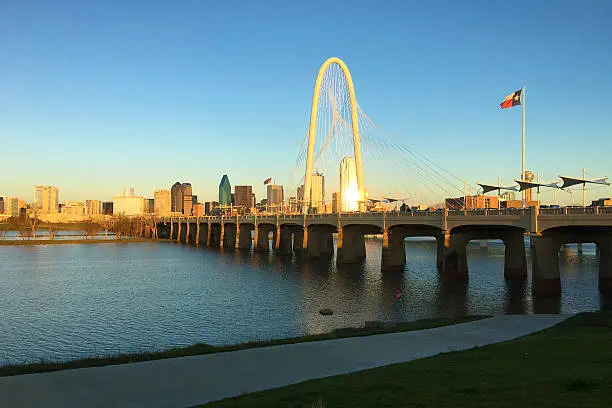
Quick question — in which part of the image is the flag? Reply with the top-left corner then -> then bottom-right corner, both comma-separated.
500,89 -> 522,109
263,178 -> 272,185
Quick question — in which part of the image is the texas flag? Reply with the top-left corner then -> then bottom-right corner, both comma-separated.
500,89 -> 522,109
263,178 -> 272,185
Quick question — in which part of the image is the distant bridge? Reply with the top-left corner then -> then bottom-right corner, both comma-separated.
157,207 -> 612,297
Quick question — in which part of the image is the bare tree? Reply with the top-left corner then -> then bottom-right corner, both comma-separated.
82,222 -> 100,239
96,216 -> 115,238
27,204 -> 40,240
8,216 -> 28,240
47,223 -> 58,240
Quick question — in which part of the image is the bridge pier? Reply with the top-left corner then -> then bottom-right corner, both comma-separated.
503,230 -> 527,280
169,221 -> 174,240
437,230 -> 450,271
185,222 -> 190,244
336,226 -> 366,264
177,222 -> 182,243
195,221 -> 200,245
236,225 -> 252,249
532,236 -> 561,297
277,226 -> 294,256
381,228 -> 406,270
599,237 -> 612,294
442,233 -> 469,281
223,224 -> 237,248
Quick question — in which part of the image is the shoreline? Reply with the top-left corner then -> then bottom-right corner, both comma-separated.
0,238 -> 167,246
0,316 -> 484,377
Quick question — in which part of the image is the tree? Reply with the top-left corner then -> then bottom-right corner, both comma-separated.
96,216 -> 115,238
143,214 -> 159,239
47,223 -> 58,240
82,222 -> 100,239
26,204 -> 40,240
8,216 -> 28,240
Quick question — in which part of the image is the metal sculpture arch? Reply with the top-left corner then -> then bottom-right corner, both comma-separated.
303,57 -> 364,212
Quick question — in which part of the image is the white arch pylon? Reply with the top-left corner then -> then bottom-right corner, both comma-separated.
303,57 -> 365,213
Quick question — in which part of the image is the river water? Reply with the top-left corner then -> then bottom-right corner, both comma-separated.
0,238 -> 607,365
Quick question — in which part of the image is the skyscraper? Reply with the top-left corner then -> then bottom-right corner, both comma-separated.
171,182 -> 183,213
5,197 -> 19,217
182,183 -> 193,216
340,157 -> 359,211
0,197 -> 4,214
154,189 -> 171,215
33,185 -> 59,214
235,185 -> 253,210
219,175 -> 232,206
267,184 -> 284,207
310,171 -> 324,209
332,192 -> 341,213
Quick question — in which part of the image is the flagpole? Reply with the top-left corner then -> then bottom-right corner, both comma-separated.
521,86 -> 526,207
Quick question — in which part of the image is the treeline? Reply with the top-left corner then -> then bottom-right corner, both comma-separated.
0,214 -> 159,241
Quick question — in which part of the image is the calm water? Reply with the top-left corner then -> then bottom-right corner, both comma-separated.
0,239 -> 607,365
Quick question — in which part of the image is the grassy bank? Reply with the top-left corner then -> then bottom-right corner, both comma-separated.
0,238 -> 158,246
0,316 -> 483,377
202,312 -> 612,408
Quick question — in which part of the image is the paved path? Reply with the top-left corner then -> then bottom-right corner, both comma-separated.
0,315 -> 570,408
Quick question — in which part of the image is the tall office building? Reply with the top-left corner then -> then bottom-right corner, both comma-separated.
235,186 -> 253,210
154,189 -> 171,215
182,183 -> 193,216
340,157 -> 359,211
171,182 -> 183,213
34,185 -> 59,213
332,192 -> 341,213
86,200 -> 102,215
219,175 -> 232,206
0,197 -> 4,214
267,184 -> 284,207
5,197 -> 19,217
310,171 -> 325,209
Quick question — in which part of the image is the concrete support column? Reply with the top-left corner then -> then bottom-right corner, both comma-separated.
382,228 -> 406,270
293,228 -> 304,255
337,227 -> 365,264
277,227 -> 293,256
177,222 -> 181,243
206,222 -> 211,247
253,226 -> 259,251
442,233 -> 468,281
598,237 -> 612,294
532,236 -> 561,297
256,226 -> 270,252
301,227 -> 309,257
274,227 -> 281,250
320,231 -> 335,256
170,221 -> 174,241
195,222 -> 200,245
503,230 -> 527,280
235,225 -> 241,249
185,222 -> 190,244
220,224 -> 225,248
437,230 -> 450,271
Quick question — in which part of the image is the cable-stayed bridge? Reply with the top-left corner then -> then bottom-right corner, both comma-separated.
158,57 -> 612,299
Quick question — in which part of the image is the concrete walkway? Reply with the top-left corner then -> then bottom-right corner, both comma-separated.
0,315 -> 570,408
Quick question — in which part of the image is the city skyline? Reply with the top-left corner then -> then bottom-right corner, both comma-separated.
1,1 -> 611,204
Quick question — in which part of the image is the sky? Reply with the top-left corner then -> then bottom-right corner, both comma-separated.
1,0 -> 611,205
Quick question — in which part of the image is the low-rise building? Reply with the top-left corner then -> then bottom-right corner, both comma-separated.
113,196 -> 145,216
102,202 -> 113,215
193,203 -> 204,217
61,201 -> 87,216
86,200 -> 102,215
592,198 -> 612,207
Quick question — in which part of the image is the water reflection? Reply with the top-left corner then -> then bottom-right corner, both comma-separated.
0,237 -> 605,365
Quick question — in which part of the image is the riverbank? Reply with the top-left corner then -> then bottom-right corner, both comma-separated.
203,312 -> 611,408
0,238 -> 161,246
0,316 -> 483,377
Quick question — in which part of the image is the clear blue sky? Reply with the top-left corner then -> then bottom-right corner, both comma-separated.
1,0 -> 611,205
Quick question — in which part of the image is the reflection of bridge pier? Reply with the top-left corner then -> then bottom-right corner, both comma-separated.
159,208 -> 612,297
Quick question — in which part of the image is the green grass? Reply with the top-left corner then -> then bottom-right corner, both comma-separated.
0,316 -> 483,377
200,312 -> 612,408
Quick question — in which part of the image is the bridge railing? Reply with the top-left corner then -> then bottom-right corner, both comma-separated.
447,208 -> 530,216
539,207 -> 612,216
